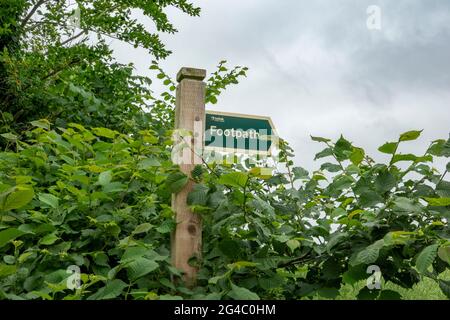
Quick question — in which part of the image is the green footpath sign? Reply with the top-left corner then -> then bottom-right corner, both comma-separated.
204,111 -> 276,155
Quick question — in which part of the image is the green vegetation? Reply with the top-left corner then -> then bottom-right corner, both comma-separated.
1,1 -> 449,300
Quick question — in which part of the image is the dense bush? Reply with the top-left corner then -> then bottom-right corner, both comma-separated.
0,123 -> 449,299
1,0 -> 449,300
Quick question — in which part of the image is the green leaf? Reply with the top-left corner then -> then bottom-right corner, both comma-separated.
0,133 -> 18,141
350,147 -> 365,165
391,154 -> 432,164
87,279 -> 128,300
103,182 -> 126,193
375,169 -> 396,193
415,244 -> 439,274
30,119 -> 50,130
0,264 -> 17,278
208,95 -> 218,104
334,136 -> 353,161
399,130 -> 422,142
126,257 -> 159,281
359,191 -> 383,207
218,172 -> 248,189
98,171 -> 112,186
351,240 -> 384,266
227,283 -> 260,300
219,239 -> 242,259
286,239 -> 300,253
320,163 -> 342,173
378,142 -> 397,154
0,228 -> 26,248
159,294 -> 183,300
292,167 -> 309,180
156,220 -> 176,234
393,197 -> 422,214
187,184 -> 209,206
314,147 -> 333,160
311,136 -> 331,143
208,275 -> 225,285
132,223 -> 152,234
138,158 -> 161,169
342,265 -> 367,285
378,290 -> 402,300
166,172 -> 189,193
0,186 -> 34,211
258,275 -> 284,290
318,287 -> 339,299
437,246 -> 450,265
39,232 -> 59,245
424,197 -> 450,207
38,193 -> 59,209
92,127 -> 118,139
357,287 -> 380,300
438,280 -> 450,299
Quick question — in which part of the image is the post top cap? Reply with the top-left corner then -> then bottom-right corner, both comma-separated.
177,67 -> 206,82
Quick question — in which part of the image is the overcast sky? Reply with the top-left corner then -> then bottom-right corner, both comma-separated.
111,0 -> 450,172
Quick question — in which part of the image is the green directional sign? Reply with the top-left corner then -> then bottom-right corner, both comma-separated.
204,111 -> 276,155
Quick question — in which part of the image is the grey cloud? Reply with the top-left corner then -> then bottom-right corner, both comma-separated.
112,0 -> 450,171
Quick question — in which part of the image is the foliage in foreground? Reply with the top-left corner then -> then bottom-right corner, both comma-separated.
0,123 -> 449,300
1,0 -> 449,301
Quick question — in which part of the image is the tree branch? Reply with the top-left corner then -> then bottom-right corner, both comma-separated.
21,0 -> 49,28
60,30 -> 87,46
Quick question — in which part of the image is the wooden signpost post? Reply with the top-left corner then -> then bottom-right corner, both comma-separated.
172,67 -> 206,287
171,67 -> 277,287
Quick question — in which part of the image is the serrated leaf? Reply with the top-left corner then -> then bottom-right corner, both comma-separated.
132,223 -> 152,234
416,244 -> 439,274
0,228 -> 25,248
1,186 -> 34,211
127,257 -> 159,281
30,119 -> 50,130
166,172 -> 189,193
378,142 -> 397,154
0,133 -> 17,141
399,130 -> 422,142
187,184 -> 209,206
424,197 -> 450,207
437,246 -> 450,265
38,193 -> 59,209
92,127 -> 118,139
156,220 -> 176,234
39,232 -> 59,245
87,279 -> 127,300
218,172 -> 248,189
350,147 -> 365,165
292,167 -> 309,180
138,158 -> 161,170
311,136 -> 331,143
351,240 -> 384,266
314,147 -> 333,160
228,283 -> 260,300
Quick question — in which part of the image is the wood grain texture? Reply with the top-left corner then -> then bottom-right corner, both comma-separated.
171,68 -> 206,287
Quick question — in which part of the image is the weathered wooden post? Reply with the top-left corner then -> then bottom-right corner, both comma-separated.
171,67 -> 206,287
